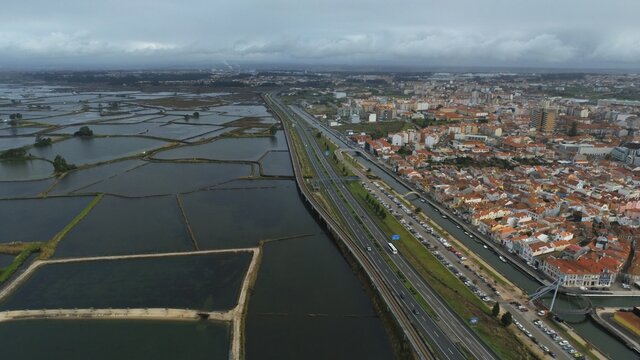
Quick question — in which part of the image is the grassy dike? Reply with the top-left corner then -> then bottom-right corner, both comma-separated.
40,194 -> 104,259
0,243 -> 43,283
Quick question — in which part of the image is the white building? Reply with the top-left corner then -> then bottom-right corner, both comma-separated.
390,133 -> 404,146
424,135 -> 439,148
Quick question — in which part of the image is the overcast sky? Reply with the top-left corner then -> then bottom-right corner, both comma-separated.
1,0 -> 639,70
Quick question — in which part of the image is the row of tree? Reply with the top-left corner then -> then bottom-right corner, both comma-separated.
365,193 -> 388,219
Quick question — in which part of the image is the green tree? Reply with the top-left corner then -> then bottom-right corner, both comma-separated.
0,148 -> 27,160
501,311 -> 512,326
74,126 -> 94,137
492,302 -> 500,317
269,124 -> 278,135
34,136 -> 52,147
192,111 -> 200,119
53,155 -> 76,174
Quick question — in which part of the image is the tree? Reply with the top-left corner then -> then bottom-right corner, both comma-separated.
53,155 -> 76,174
34,136 -> 52,147
74,126 -> 93,137
192,111 -> 200,119
0,148 -> 27,160
269,124 -> 278,135
492,302 -> 500,317
501,311 -> 513,326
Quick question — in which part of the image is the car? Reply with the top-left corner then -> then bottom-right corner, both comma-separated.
538,310 -> 546,316
548,351 -> 556,358
412,308 -> 419,315
540,345 -> 550,352
366,246 -> 372,252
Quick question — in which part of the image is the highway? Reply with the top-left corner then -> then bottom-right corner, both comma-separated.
287,104 -> 582,359
286,104 -> 501,360
266,95 -> 437,359
267,93 -> 505,360
266,94 -> 436,359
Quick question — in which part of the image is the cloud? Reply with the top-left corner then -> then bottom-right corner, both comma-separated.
228,31 -> 579,65
0,0 -> 638,69
0,31 -> 177,57
589,33 -> 640,62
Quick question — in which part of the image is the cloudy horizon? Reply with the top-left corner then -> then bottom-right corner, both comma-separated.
2,0 -> 639,71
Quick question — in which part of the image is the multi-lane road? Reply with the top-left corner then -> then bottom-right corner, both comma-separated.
285,102 -> 581,360
267,93 -> 502,360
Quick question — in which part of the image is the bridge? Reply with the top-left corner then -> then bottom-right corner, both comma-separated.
402,190 -> 421,198
529,278 -> 593,316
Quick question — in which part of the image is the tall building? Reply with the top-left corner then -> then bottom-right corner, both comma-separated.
530,108 -> 557,133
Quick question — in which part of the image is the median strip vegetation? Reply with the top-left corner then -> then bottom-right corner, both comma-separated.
347,179 -> 536,360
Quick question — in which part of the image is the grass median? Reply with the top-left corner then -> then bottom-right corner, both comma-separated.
348,180 -> 536,360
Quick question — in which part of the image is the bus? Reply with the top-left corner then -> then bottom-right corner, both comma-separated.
388,242 -> 398,254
